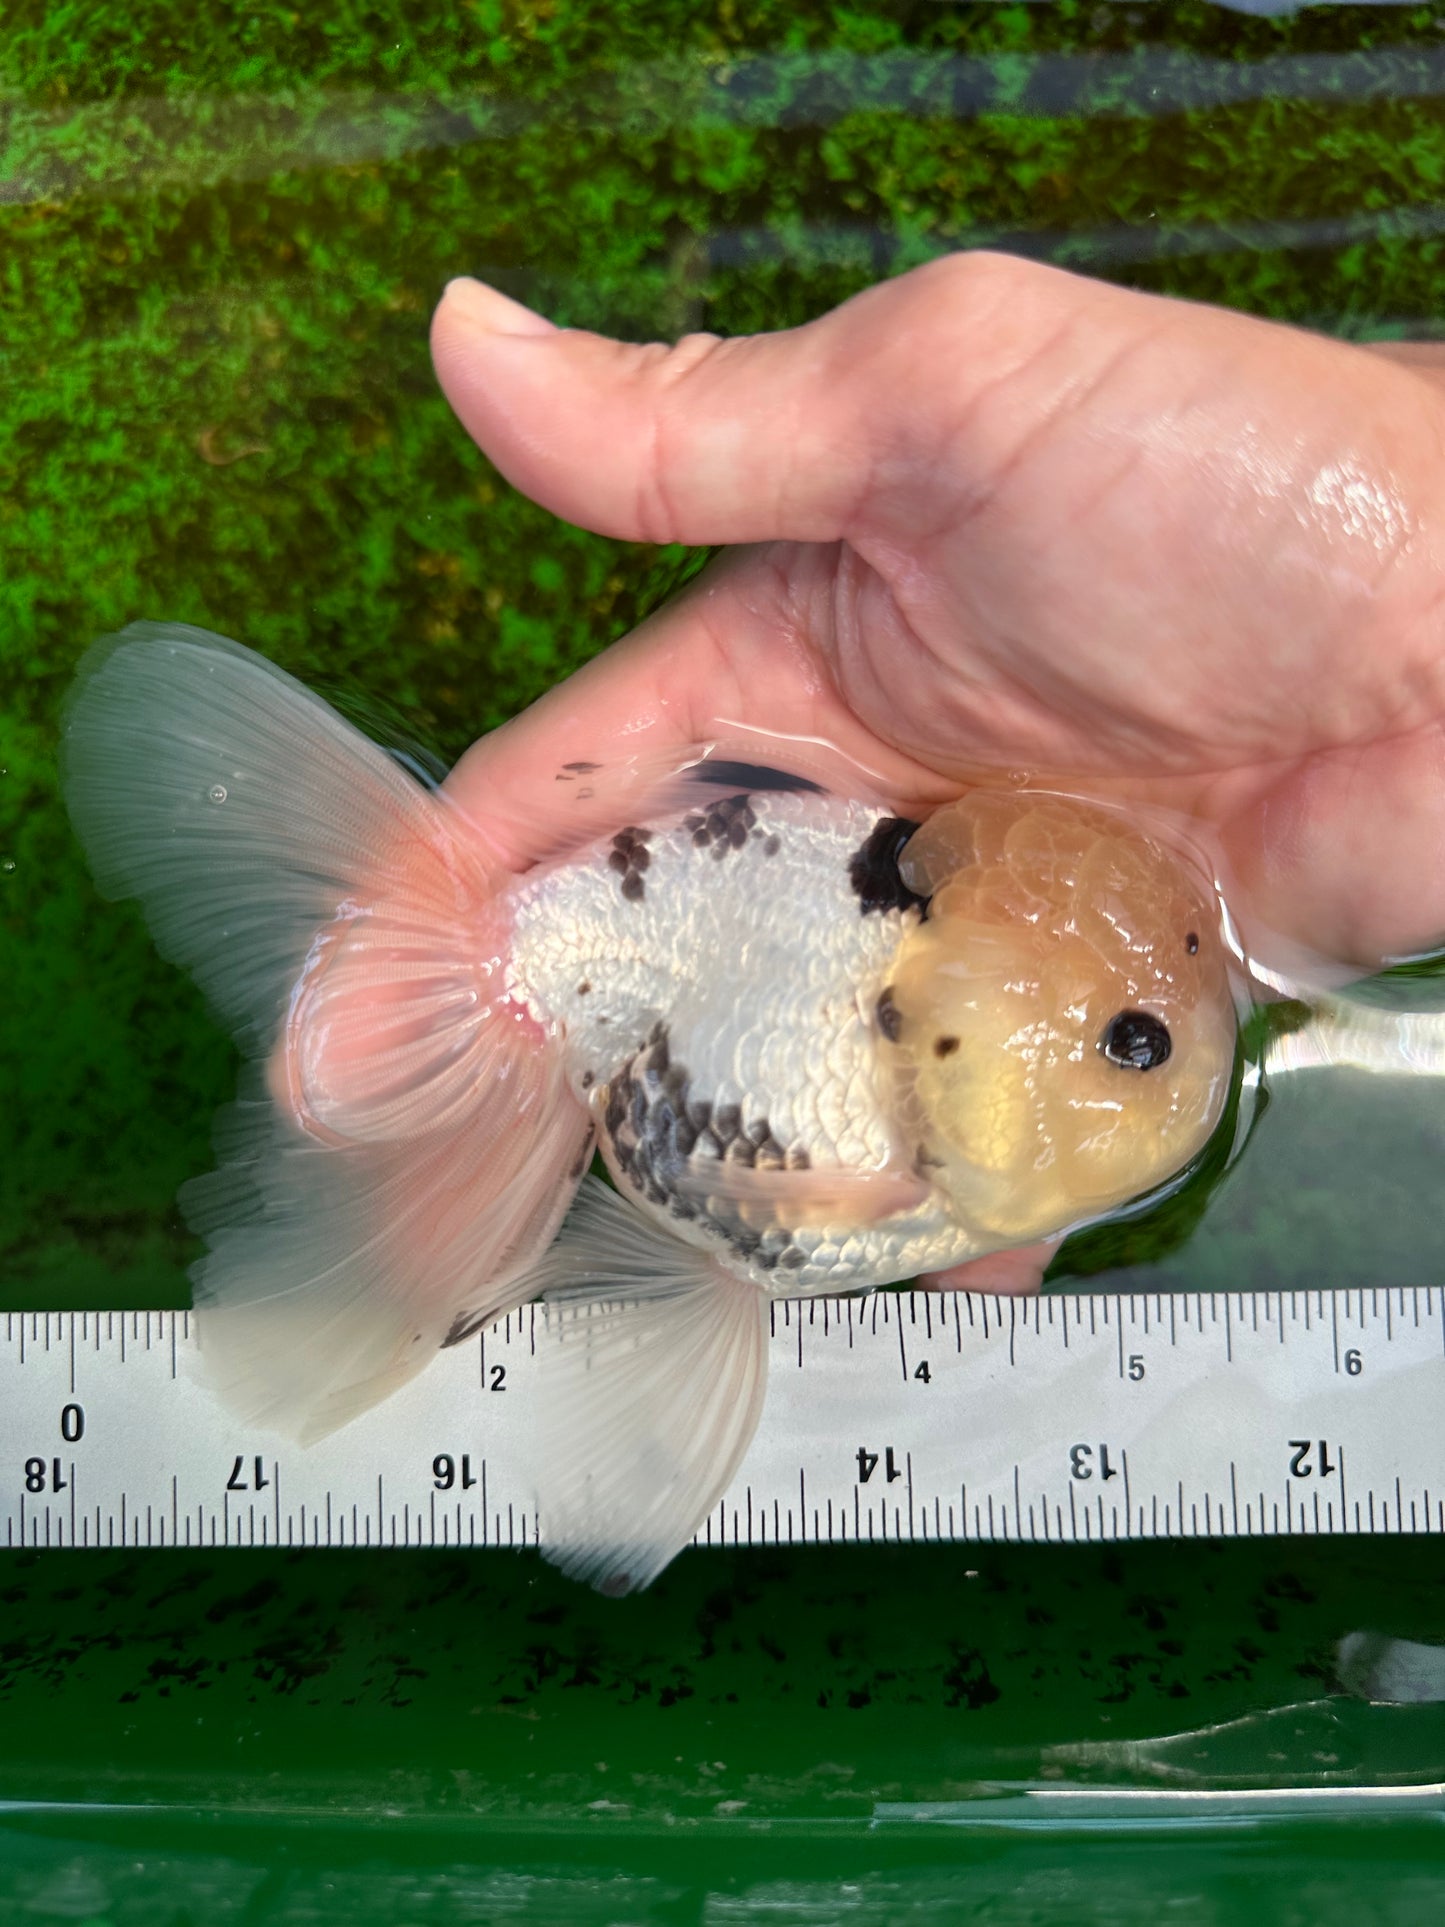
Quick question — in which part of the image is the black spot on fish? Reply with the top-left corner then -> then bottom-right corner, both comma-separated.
686,794 -> 756,858
568,1131 -> 596,1180
577,980 -> 591,995
580,1070 -> 594,1090
934,1035 -> 960,1059
1185,931 -> 1200,955
848,817 -> 928,917
875,986 -> 904,1042
609,827 -> 652,903
561,760 -> 601,774
600,1025 -> 813,1270
1100,1009 -> 1172,1071
763,834 -> 781,857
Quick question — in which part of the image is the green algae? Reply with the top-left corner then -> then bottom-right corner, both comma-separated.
4,4 -> 1445,1306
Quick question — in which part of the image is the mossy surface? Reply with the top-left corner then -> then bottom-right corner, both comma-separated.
4,3 -> 1445,1307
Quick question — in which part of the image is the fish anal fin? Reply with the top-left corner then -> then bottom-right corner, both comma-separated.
529,1180 -> 771,1594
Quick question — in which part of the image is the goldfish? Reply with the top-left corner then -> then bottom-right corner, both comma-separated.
63,623 -> 1238,1592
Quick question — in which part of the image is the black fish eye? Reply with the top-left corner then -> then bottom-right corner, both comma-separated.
1100,1009 -> 1172,1071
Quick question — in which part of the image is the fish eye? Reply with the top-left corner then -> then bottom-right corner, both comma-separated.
1100,1009 -> 1172,1071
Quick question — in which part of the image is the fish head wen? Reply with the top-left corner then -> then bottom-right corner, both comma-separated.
886,791 -> 1238,1245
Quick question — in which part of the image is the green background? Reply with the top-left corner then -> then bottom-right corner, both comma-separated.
2,2 -> 1444,1919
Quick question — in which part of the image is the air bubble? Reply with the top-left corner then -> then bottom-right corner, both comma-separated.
208,783 -> 228,804
1,858 -> 14,874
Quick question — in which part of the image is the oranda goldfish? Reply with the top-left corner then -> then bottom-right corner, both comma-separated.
64,624 -> 1238,1592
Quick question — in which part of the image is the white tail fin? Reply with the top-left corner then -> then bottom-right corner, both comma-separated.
527,1179 -> 771,1594
63,623 -> 590,1440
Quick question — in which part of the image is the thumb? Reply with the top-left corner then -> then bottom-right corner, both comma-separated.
431,259 -> 1237,557
430,276 -> 873,545
430,258 -> 1145,549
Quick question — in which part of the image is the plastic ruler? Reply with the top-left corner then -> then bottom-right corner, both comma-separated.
2,1290 -> 1442,1551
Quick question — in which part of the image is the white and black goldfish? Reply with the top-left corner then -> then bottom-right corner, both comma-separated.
63,624 -> 1238,1591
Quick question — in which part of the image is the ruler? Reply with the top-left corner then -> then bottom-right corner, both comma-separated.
3,1291 -> 1443,1551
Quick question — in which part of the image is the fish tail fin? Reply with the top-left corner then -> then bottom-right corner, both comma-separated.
63,622 -> 591,1441
523,1178 -> 771,1594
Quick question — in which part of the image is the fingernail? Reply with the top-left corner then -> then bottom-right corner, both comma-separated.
441,277 -> 555,337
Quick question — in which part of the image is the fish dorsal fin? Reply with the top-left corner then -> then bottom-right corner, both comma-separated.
527,1180 -> 771,1594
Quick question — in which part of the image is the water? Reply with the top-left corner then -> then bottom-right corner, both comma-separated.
3,4 -> 1444,1917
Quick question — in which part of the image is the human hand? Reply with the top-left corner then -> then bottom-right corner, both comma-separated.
431,254 -> 1445,981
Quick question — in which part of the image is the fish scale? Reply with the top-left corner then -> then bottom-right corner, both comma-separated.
510,791 -> 884,1110
508,788 -> 976,1290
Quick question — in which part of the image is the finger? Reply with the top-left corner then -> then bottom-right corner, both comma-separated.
1363,341 -> 1445,376
429,256 -> 1129,550
431,277 -> 863,545
1218,723 -> 1445,972
441,546 -> 955,871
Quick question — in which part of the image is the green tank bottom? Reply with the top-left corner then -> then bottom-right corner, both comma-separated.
1,1537 -> 1441,1922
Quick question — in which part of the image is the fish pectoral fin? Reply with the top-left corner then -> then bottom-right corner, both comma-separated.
672,1160 -> 930,1229
528,1179 -> 770,1595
